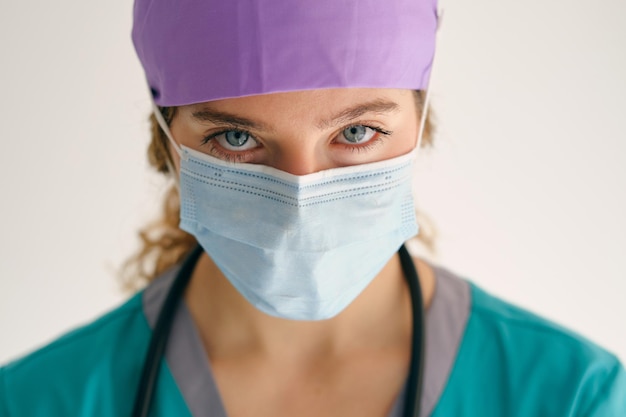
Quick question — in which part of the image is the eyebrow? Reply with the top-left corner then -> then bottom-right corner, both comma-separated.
191,109 -> 272,132
316,99 -> 400,129
191,98 -> 400,132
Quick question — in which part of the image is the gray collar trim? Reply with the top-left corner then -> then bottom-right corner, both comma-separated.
143,260 -> 471,417
419,264 -> 471,416
143,265 -> 228,417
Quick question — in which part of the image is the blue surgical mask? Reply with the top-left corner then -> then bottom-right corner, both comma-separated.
152,97 -> 429,321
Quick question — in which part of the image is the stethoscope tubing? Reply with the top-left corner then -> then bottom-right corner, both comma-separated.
400,244 -> 425,417
131,245 -> 203,417
131,245 -> 424,417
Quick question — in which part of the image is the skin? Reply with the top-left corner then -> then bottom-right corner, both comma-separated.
168,88 -> 436,417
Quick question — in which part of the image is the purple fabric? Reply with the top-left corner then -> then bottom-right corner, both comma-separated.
132,0 -> 438,107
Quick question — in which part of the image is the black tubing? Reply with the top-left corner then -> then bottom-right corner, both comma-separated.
399,244 -> 425,417
130,245 -> 204,417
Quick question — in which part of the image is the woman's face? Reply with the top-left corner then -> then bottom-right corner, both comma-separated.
169,88 -> 419,175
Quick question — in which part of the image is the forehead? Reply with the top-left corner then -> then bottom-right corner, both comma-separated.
180,88 -> 417,126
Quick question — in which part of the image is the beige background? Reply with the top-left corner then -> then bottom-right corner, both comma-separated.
0,0 -> 624,364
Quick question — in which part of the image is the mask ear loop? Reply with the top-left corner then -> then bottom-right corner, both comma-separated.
150,97 -> 185,187
410,6 -> 443,250
415,89 -> 431,152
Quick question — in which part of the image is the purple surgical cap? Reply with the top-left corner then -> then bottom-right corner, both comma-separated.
132,0 -> 439,107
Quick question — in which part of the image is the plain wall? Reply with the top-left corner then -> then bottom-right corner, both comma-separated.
0,0 -> 624,364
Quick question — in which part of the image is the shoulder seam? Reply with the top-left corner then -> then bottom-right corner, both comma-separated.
6,294 -> 144,373
580,360 -> 623,416
469,302 -> 620,363
471,303 -> 579,337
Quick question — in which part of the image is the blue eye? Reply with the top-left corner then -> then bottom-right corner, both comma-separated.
225,131 -> 249,147
214,130 -> 259,151
339,125 -> 377,144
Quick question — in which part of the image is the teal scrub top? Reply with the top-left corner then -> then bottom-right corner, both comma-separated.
1,262 -> 625,416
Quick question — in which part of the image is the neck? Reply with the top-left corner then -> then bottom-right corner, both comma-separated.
185,249 -> 435,363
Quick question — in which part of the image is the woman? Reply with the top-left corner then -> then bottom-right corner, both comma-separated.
1,0 -> 624,416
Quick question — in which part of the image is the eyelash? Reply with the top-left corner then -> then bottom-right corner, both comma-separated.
340,124 -> 392,153
200,124 -> 393,163
199,130 -> 255,162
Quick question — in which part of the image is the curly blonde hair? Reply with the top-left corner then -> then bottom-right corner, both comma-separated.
120,91 -> 437,290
